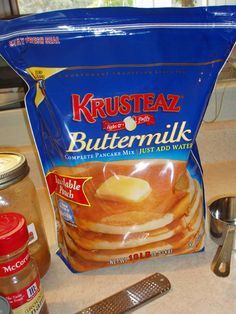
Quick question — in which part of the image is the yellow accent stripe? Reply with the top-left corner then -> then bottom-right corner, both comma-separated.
26,67 -> 66,107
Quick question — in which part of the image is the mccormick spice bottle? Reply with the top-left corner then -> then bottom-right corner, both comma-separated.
0,152 -> 50,277
0,212 -> 48,314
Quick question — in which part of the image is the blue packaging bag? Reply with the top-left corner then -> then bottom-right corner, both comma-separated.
0,6 -> 235,272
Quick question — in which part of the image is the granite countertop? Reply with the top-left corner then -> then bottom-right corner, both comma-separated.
40,160 -> 236,314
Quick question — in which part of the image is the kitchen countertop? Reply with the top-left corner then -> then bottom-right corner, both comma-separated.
40,160 -> 236,314
1,108 -> 235,313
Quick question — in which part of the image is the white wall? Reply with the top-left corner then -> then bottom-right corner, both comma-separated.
204,83 -> 236,122
208,0 -> 236,5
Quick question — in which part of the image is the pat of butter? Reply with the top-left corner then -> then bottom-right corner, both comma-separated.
96,175 -> 152,202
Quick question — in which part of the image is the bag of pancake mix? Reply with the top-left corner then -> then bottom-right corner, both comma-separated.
1,6 -> 235,272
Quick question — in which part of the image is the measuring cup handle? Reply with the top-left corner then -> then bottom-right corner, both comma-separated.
212,226 -> 235,277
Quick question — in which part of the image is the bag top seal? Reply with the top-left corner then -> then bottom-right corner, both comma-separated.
0,6 -> 235,41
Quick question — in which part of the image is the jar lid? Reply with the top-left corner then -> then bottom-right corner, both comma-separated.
0,153 -> 29,189
0,296 -> 12,314
0,213 -> 29,256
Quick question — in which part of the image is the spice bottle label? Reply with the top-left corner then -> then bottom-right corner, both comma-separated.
0,249 -> 30,277
3,274 -> 46,313
27,223 -> 38,245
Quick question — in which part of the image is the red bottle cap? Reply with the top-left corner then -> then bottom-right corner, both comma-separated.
0,212 -> 29,256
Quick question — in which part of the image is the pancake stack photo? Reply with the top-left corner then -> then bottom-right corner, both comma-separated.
53,160 -> 205,271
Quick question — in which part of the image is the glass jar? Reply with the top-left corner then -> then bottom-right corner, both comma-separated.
0,152 -> 50,277
0,212 -> 48,314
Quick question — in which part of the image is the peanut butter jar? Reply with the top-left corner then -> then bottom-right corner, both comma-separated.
0,152 -> 50,277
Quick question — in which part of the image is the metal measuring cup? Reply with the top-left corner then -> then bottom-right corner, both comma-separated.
208,196 -> 236,277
